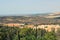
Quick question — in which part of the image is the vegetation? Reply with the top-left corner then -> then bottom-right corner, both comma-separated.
0,26 -> 59,40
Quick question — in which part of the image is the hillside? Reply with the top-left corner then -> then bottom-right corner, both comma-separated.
0,13 -> 60,25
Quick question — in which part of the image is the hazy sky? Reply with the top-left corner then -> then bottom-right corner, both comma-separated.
0,0 -> 60,16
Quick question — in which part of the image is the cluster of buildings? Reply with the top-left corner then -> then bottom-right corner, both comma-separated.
1,23 -> 60,32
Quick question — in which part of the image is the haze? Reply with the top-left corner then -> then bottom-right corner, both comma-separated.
0,0 -> 60,16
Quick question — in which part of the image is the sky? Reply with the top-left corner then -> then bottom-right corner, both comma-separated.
0,0 -> 60,16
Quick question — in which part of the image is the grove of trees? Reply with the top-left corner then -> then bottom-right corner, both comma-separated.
0,25 -> 59,40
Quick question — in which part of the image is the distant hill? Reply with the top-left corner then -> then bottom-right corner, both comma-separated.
43,12 -> 60,18
0,12 -> 60,24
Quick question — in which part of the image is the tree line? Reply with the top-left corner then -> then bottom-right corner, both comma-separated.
0,25 -> 60,40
